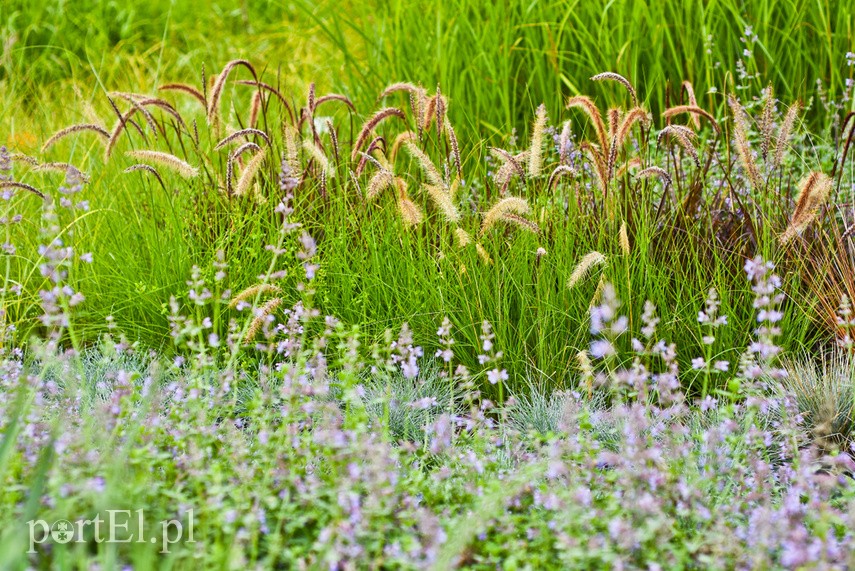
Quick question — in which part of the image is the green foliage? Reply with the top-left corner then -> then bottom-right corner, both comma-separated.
0,0 -> 851,396
309,0 -> 855,140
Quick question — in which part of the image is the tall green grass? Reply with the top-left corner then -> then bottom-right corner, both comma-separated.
308,0 -> 855,140
0,0 -> 849,396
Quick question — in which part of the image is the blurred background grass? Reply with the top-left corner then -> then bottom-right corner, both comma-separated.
4,0 -> 854,142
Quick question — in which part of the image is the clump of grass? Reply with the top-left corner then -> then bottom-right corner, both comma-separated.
565,92 -> 649,198
361,364 -> 456,443
779,350 -> 855,454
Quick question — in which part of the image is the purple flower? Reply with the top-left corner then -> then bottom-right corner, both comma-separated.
486,368 -> 508,385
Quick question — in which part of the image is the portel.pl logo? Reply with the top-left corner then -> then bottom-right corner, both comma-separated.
27,510 -> 195,554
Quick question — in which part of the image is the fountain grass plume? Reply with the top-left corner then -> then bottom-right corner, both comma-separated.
658,125 -> 701,167
314,93 -> 355,112
637,166 -> 672,187
547,165 -> 577,189
396,179 -> 423,227
774,101 -> 801,171
302,139 -> 333,178
781,171 -> 832,243
234,149 -> 267,196
208,59 -> 258,125
619,222 -> 630,255
248,91 -> 261,128
158,83 -> 207,107
124,164 -> 165,188
424,184 -> 460,222
491,148 -> 529,192
616,107 -> 650,148
352,107 -> 407,161
454,227 -> 472,248
728,95 -> 764,193
568,251 -> 607,288
444,116 -> 462,179
0,181 -> 46,200
528,104 -> 548,177
33,162 -> 89,182
680,81 -> 701,129
566,95 -> 607,149
590,72 -> 637,105
480,197 -> 530,236
662,105 -> 721,133
229,284 -> 283,309
42,124 -> 109,152
404,140 -> 445,188
367,169 -> 396,201
244,297 -> 282,343
125,150 -> 198,179
235,80 -> 295,124
215,128 -> 271,150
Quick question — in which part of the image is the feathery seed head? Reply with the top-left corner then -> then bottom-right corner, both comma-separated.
590,72 -> 637,105
728,94 -> 764,192
781,171 -> 832,243
481,197 -> 531,236
405,141 -> 445,187
454,227 -> 472,248
566,96 -> 608,149
528,104 -> 548,177
125,150 -> 198,179
352,107 -> 406,161
234,149 -> 267,196
42,124 -> 109,152
619,222 -> 630,255
229,284 -> 283,309
568,251 -> 607,288
244,297 -> 282,343
475,242 -> 493,265
774,101 -> 801,171
662,105 -> 721,133
424,184 -> 460,222
366,169 -> 395,201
